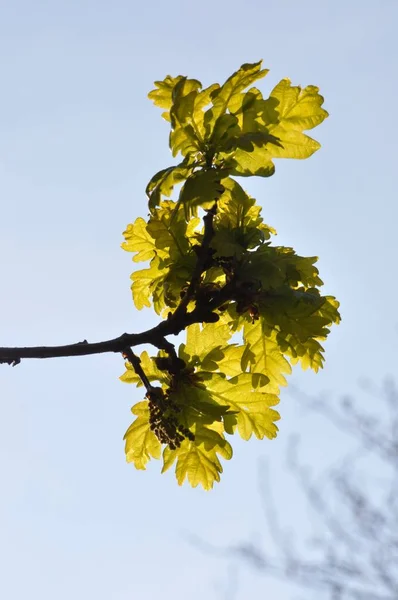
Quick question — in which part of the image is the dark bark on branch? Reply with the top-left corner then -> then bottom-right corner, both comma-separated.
0,288 -> 234,364
0,204 -> 235,366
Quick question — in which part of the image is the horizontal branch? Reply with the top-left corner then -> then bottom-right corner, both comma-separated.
0,205 -> 239,366
0,286 -> 235,364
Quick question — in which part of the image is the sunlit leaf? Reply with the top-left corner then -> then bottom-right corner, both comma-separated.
169,77 -> 204,157
263,78 -> 329,160
205,373 -> 280,440
124,401 -> 162,470
162,423 -> 232,490
146,163 -> 193,211
130,256 -> 166,311
121,217 -> 157,263
205,61 -> 268,132
178,169 -> 226,219
146,201 -> 197,260
243,319 -> 292,393
181,323 -> 233,365
148,74 -> 185,120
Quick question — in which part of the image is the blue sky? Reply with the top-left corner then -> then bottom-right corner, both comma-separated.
1,1 -> 397,598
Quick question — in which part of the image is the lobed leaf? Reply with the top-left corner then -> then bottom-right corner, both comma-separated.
148,74 -> 185,120
121,217 -> 157,263
169,77 -> 203,157
146,163 -> 193,211
180,323 -> 234,367
124,401 -> 162,470
243,319 -> 292,393
211,177 -> 275,257
205,61 -> 269,132
205,373 -> 280,440
178,169 -> 226,219
130,256 -> 166,311
161,423 -> 233,490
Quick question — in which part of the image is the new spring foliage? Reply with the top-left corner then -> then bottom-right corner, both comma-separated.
120,61 -> 340,489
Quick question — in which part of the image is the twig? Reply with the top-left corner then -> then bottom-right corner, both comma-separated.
122,348 -> 153,392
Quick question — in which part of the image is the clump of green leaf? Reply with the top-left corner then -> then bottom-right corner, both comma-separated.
121,61 -> 340,489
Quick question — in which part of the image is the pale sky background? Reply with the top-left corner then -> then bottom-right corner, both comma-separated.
1,1 -> 397,599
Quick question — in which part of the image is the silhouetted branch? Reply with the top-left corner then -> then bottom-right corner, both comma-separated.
220,380 -> 398,599
0,204 -> 238,366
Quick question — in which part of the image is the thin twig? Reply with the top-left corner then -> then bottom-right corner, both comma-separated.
122,348 -> 153,392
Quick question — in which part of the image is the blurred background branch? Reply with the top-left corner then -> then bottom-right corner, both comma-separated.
201,378 -> 398,599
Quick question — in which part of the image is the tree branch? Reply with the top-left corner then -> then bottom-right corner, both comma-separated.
0,283 -> 240,365
0,200 -> 246,366
0,301 -> 218,364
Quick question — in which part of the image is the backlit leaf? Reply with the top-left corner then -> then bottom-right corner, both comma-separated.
130,256 -> 166,311
263,78 -> 328,160
205,373 -> 280,440
206,61 -> 268,130
178,169 -> 226,219
169,77 -> 203,157
124,401 -> 162,470
121,217 -> 156,263
161,423 -> 233,490
148,74 -> 185,120
180,322 -> 233,367
146,163 -> 193,211
243,319 -> 292,393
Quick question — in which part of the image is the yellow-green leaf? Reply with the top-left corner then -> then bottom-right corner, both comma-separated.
264,79 -> 328,160
223,144 -> 275,177
121,217 -> 157,263
161,423 -> 232,490
207,61 -> 268,127
243,319 -> 292,393
178,169 -> 226,219
124,402 -> 162,470
269,79 -> 328,131
215,345 -> 246,377
130,256 -> 166,311
146,163 -> 193,211
146,201 -> 196,260
192,83 -> 220,139
211,177 -> 274,257
148,75 -> 184,113
181,322 -> 233,366
205,373 -> 280,440
169,77 -> 203,157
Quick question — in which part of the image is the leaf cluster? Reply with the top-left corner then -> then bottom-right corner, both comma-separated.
120,61 -> 340,489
